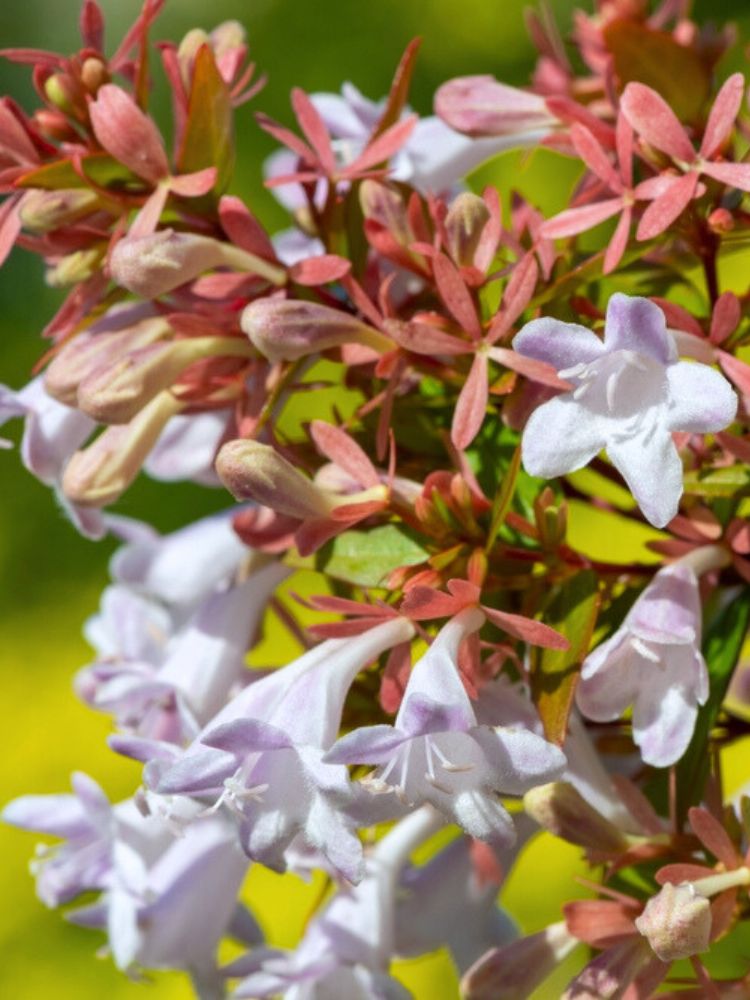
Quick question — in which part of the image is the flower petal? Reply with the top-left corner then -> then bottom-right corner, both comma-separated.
665,361 -> 737,432
513,317 -> 605,372
603,293 -> 675,364
605,428 -> 683,528
521,395 -> 607,479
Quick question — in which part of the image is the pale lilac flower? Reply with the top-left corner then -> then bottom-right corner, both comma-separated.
79,560 -> 288,743
326,609 -> 566,847
576,563 -> 708,767
395,830 -> 527,973
144,409 -> 230,486
513,293 -> 737,527
0,375 -> 105,537
5,774 -> 255,993
475,677 -> 638,831
108,509 -> 249,614
151,616 -> 415,881
265,82 -> 531,213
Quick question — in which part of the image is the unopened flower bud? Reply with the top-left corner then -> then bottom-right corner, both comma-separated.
435,76 -> 556,137
80,56 -> 108,94
46,247 -> 103,287
634,883 -> 711,962
708,207 -> 735,234
359,180 -> 412,244
109,229 -> 285,298
216,439 -> 336,520
19,188 -> 100,233
77,335 -> 252,423
523,782 -> 629,854
241,299 -> 392,363
44,73 -> 76,113
33,108 -> 78,142
461,921 -> 578,999
62,390 -> 183,507
445,192 -> 490,268
44,317 -> 172,406
176,28 -> 211,86
209,20 -> 246,56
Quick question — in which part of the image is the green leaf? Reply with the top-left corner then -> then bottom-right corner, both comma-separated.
675,588 -> 750,824
16,154 -> 143,192
176,45 -> 234,193
603,19 -> 710,122
486,443 -> 522,551
311,524 -> 429,587
531,570 -> 601,745
683,466 -> 750,499
468,147 -> 584,220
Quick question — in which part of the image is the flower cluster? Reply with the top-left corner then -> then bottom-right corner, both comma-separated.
4,1 -> 750,997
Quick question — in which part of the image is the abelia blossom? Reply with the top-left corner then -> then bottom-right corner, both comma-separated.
513,293 -> 737,527
325,608 -> 566,847
576,562 -> 708,767
151,616 -> 415,881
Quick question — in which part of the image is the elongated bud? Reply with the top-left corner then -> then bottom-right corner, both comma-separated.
176,28 -> 211,85
45,317 -> 172,405
435,76 -> 557,137
241,299 -> 392,363
46,247 -> 103,287
77,335 -> 253,423
110,229 -> 286,298
523,782 -> 629,854
634,883 -> 711,962
89,84 -> 169,184
19,188 -> 100,233
461,922 -> 578,999
216,440 -> 336,520
62,391 -> 183,507
445,192 -> 490,268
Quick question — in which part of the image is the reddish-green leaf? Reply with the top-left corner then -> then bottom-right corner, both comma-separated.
531,570 -> 600,745
604,19 -> 710,122
176,44 -> 234,193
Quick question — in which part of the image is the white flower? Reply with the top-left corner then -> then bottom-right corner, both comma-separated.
513,293 -> 737,527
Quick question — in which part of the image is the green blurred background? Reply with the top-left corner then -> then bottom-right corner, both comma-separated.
2,1 -> 750,997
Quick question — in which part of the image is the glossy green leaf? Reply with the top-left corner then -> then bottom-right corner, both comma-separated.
675,588 -> 750,824
683,466 -> 750,498
16,154 -> 142,192
313,524 -> 429,586
531,570 -> 600,745
604,19 -> 710,122
176,44 -> 234,193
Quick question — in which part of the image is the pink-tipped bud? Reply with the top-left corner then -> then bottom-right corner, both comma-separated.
19,188 -> 100,233
110,229 -> 285,298
523,782 -> 629,854
241,299 -> 392,363
708,207 -> 735,234
62,391 -> 182,507
445,192 -> 490,268
77,335 -> 252,423
461,922 -> 578,999
435,75 -> 556,137
89,84 -> 169,184
634,883 -> 711,962
46,247 -> 103,287
216,439 -> 336,520
44,317 -> 171,406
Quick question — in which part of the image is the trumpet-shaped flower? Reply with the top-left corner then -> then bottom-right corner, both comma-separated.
325,609 -> 566,847
513,293 -> 737,527
152,616 -> 414,881
576,563 -> 708,767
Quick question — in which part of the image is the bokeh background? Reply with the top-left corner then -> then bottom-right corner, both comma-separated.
2,1 -> 750,997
